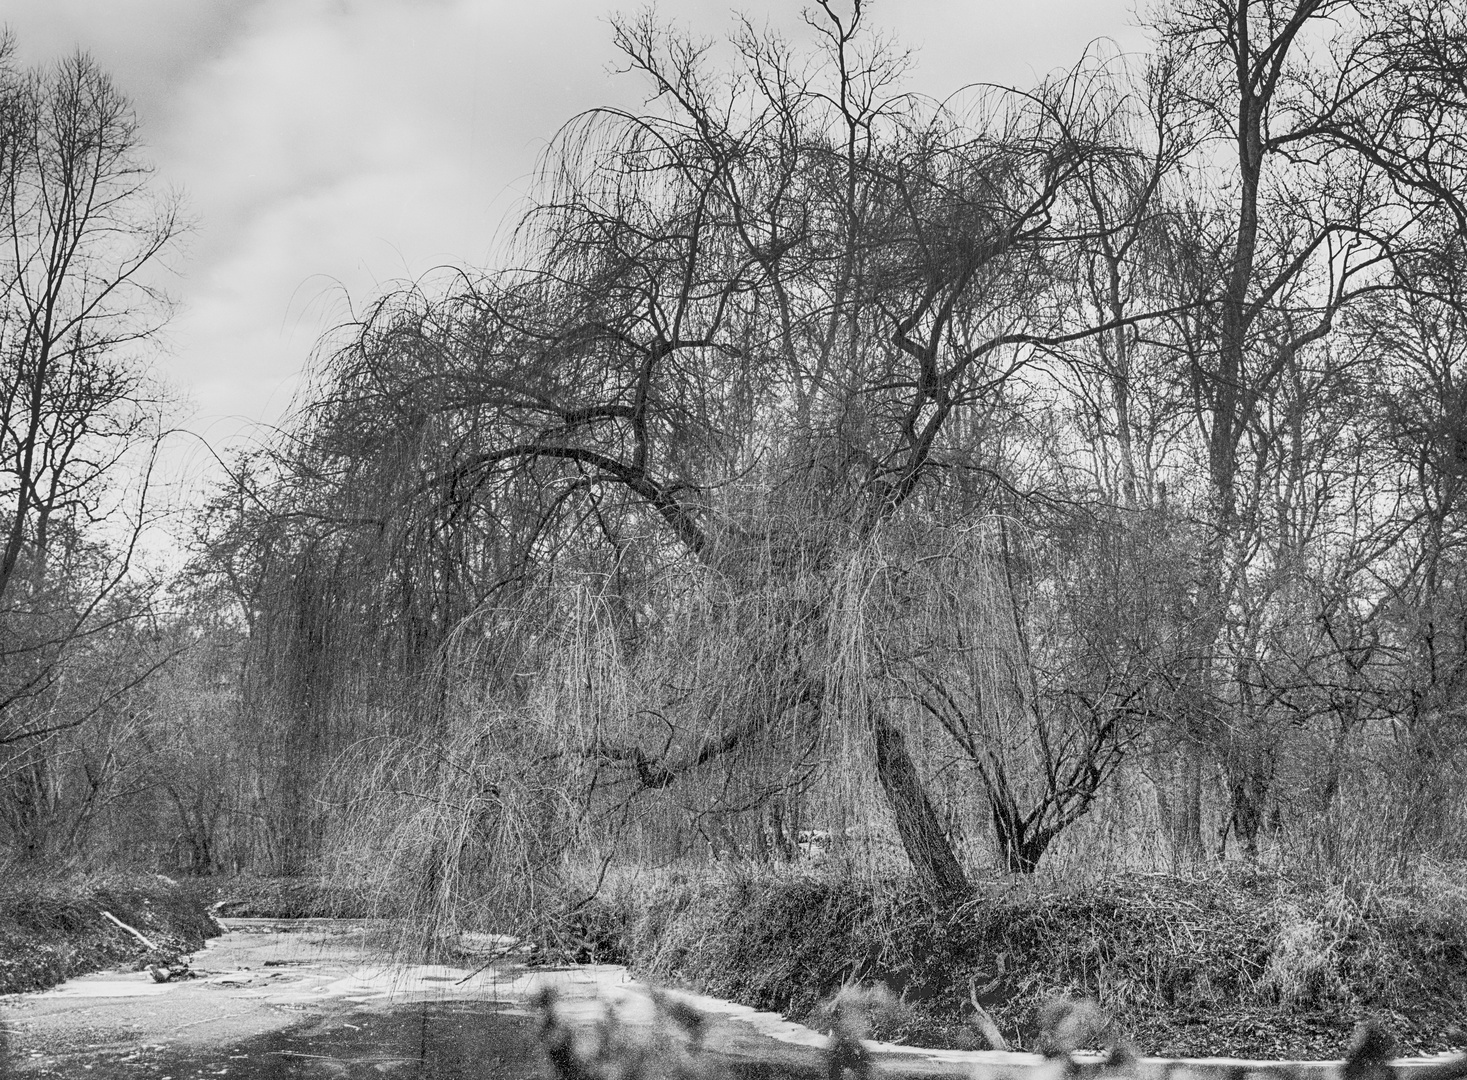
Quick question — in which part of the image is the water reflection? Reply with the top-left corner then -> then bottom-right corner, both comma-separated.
8,1001 -> 546,1079
3,1001 -> 822,1079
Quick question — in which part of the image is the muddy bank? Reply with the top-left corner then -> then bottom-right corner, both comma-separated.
0,871 -> 220,995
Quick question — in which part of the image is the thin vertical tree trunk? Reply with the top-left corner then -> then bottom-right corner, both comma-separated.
1154,745 -> 1204,868
1176,749 -> 1203,864
1223,738 -> 1272,860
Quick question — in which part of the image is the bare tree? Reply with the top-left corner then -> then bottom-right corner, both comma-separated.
1115,0 -> 1467,860
0,43 -> 181,858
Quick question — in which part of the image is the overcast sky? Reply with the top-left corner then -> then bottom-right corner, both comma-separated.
3,0 -> 1146,494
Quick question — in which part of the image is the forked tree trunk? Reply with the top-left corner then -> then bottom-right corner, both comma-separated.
989,802 -> 1056,874
871,711 -> 970,897
1220,736 -> 1272,860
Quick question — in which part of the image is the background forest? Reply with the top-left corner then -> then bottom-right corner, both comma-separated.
4,0 -> 1467,938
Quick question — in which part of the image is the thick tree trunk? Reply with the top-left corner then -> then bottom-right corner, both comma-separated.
871,711 -> 969,897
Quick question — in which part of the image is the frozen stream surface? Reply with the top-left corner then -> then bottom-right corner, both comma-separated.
0,917 -> 958,1079
3,918 -> 1466,1079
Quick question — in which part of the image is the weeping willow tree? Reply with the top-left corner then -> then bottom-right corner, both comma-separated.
304,514 -> 1154,941
175,0 -> 1467,925
198,2 -> 1191,905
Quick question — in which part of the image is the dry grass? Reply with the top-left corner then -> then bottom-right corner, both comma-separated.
598,861 -> 1467,1059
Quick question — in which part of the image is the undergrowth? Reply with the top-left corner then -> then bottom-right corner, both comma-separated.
589,862 -> 1467,1059
0,866 -> 220,994
208,874 -> 392,919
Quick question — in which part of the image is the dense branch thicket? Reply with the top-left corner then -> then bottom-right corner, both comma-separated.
158,0 -> 1467,927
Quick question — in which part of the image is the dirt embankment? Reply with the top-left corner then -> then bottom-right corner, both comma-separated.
566,866 -> 1467,1061
0,870 -> 221,994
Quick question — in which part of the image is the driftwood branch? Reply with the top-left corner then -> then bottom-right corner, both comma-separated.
100,909 -> 159,952
968,975 -> 1009,1051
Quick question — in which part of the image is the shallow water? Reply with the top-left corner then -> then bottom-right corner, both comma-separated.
4,1000 -> 534,1079
1,999 -> 821,1079
0,918 -> 848,1079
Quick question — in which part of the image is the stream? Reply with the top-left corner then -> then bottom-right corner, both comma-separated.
5,918 -> 1465,1080
0,918 -> 902,1079
4,998 -> 843,1078
3,999 -> 547,1079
